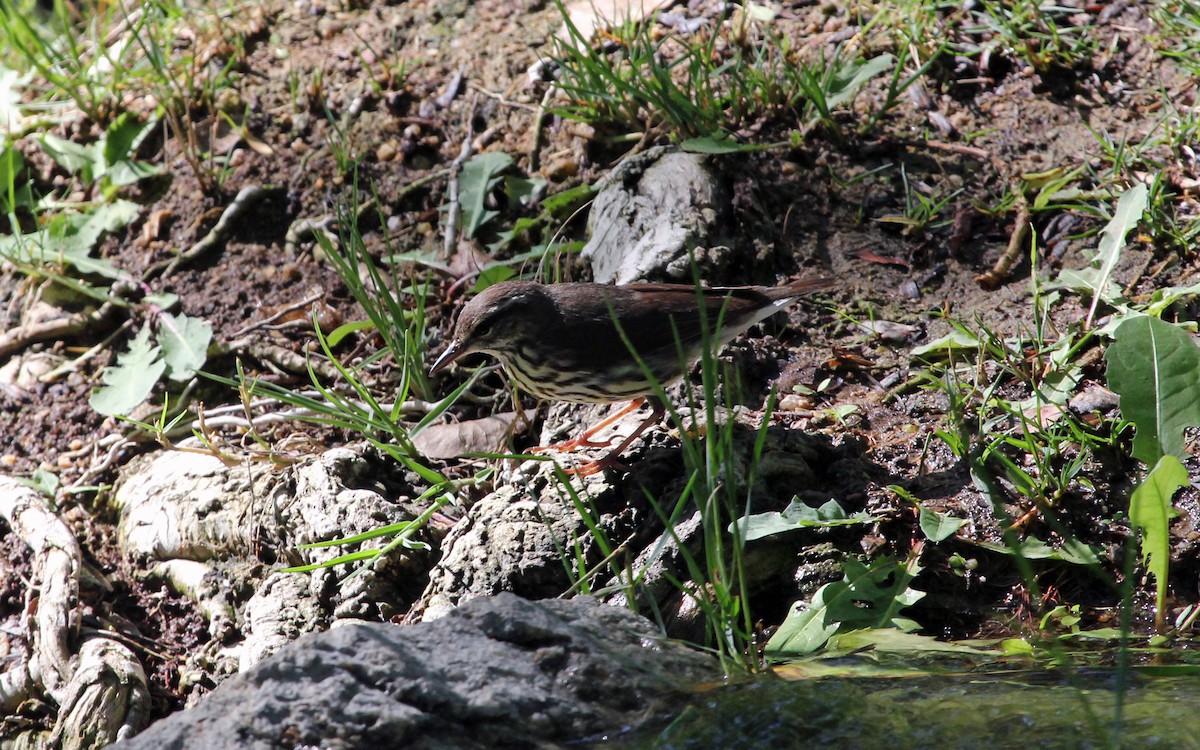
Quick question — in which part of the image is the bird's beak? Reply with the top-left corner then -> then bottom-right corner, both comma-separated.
430,339 -> 465,376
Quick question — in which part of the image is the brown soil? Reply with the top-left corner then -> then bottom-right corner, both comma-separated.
2,0 -> 1197,727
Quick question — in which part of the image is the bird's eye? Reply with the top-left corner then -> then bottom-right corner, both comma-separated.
473,320 -> 494,339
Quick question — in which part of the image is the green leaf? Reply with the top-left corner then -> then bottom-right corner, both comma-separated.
679,136 -> 779,154
1052,183 -> 1148,326
158,312 -> 213,382
14,468 -> 59,498
540,182 -> 596,215
824,54 -> 895,110
1130,454 -> 1187,623
1106,314 -> 1200,465
765,554 -> 924,657
38,132 -> 103,181
326,319 -> 376,348
918,506 -> 966,542
473,265 -> 517,292
144,292 -> 180,311
102,112 -> 148,167
974,537 -> 1099,565
73,199 -> 142,255
1083,183 -> 1148,326
1142,281 -> 1200,317
0,144 -> 33,212
909,329 -> 981,360
737,498 -> 878,541
89,327 -> 166,416
825,629 -> 992,655
104,158 -> 164,189
458,151 -> 513,238
503,174 -> 546,207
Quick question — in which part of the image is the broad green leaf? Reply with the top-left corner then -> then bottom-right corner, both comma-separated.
1084,182 -> 1147,326
765,555 -> 924,657
540,182 -> 595,215
1130,454 -> 1187,623
919,506 -> 966,542
974,537 -> 1099,565
158,312 -> 212,382
825,629 -> 992,655
909,329 -> 981,360
458,151 -> 513,238
680,136 -> 779,154
144,292 -> 180,310
1106,314 -> 1200,465
14,468 -> 59,498
102,112 -> 151,167
89,327 -> 166,416
59,243 -> 122,279
0,144 -> 32,211
824,54 -> 895,110
737,498 -> 878,541
78,199 -> 141,241
1143,281 -> 1200,317
38,132 -> 103,181
473,265 -> 517,293
503,174 -> 546,207
103,158 -> 164,189
1051,183 -> 1147,326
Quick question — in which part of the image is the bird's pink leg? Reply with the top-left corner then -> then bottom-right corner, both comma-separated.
564,399 -> 667,477
533,397 -> 648,453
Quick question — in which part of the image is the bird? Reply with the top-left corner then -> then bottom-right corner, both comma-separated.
429,277 -> 830,474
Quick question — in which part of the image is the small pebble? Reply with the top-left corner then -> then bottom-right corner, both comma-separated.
376,141 -> 397,162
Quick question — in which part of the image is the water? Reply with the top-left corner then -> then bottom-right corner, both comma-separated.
595,666 -> 1200,749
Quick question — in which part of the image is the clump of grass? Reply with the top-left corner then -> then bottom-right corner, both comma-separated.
548,0 -> 897,142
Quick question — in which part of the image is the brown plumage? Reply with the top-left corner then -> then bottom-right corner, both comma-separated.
430,277 -> 830,473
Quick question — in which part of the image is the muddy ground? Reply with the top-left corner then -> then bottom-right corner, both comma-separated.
2,0 -> 1198,729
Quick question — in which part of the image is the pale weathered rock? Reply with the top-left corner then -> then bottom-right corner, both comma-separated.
582,150 -> 730,284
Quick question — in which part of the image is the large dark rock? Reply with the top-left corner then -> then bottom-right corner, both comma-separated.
115,594 -> 715,749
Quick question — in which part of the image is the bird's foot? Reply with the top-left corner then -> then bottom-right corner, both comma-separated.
531,398 -> 648,454
531,434 -> 617,453
563,454 -> 631,477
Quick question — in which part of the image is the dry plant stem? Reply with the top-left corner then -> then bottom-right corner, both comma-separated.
145,185 -> 276,281
442,96 -> 479,260
229,291 -> 324,338
0,301 -> 120,360
975,194 -> 1031,290
219,337 -> 341,381
39,318 -> 136,382
528,85 -> 557,172
0,477 -> 82,705
469,83 -> 540,113
922,140 -> 993,162
283,196 -> 386,254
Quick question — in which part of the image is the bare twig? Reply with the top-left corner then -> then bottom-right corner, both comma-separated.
442,96 -> 479,260
975,194 -> 1031,290
229,292 -> 324,338
0,302 -> 121,361
529,85 -> 556,173
145,186 -> 278,281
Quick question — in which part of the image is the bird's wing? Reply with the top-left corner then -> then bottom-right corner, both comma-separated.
564,284 -> 774,364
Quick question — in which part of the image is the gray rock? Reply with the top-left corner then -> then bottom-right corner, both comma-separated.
582,150 -> 729,284
114,594 -> 715,750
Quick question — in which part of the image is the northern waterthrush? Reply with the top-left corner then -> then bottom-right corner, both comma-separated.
430,277 -> 830,474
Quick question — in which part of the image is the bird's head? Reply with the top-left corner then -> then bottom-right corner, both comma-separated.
429,281 -> 553,375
